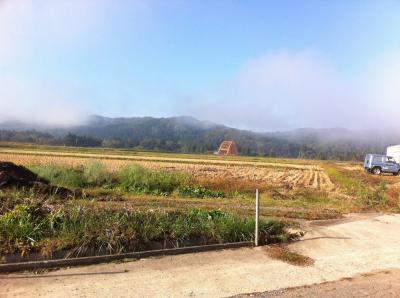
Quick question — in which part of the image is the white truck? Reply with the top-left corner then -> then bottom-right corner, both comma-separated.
387,145 -> 400,164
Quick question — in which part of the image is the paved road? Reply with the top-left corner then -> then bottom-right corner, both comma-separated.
236,269 -> 400,297
1,213 -> 400,297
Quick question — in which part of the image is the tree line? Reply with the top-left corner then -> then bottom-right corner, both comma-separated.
0,129 -> 389,161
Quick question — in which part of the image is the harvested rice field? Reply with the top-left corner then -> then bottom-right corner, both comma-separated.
1,143 -> 400,221
0,149 -> 334,191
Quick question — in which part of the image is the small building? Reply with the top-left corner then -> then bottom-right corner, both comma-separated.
217,140 -> 239,156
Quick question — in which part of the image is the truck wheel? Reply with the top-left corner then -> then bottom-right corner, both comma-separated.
394,171 -> 400,176
372,167 -> 382,175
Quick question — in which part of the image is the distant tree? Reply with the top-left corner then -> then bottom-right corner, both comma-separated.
63,133 -> 102,147
298,147 -> 306,159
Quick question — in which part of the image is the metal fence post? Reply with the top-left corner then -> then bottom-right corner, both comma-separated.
255,189 -> 259,246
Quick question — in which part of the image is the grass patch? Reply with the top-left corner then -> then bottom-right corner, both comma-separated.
30,164 -> 86,189
83,160 -> 112,186
324,164 -> 397,211
176,185 -> 225,198
118,165 -> 188,195
30,161 -> 113,189
0,205 -> 49,257
29,163 -> 192,196
266,245 -> 314,266
324,166 -> 364,196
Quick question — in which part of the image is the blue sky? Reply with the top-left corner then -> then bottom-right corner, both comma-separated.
1,0 -> 400,130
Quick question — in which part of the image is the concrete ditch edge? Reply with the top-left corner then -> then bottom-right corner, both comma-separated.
0,242 -> 253,273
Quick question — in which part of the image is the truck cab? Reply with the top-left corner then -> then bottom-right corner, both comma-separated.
364,154 -> 400,175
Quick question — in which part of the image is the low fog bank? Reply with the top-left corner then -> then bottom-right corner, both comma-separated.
178,51 -> 400,132
0,110 -> 90,129
1,114 -> 399,141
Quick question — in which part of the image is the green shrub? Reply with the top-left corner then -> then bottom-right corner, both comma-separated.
119,165 -> 188,195
30,164 -> 87,188
176,185 -> 225,198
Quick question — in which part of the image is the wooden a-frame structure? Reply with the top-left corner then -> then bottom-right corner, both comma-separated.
217,140 -> 239,156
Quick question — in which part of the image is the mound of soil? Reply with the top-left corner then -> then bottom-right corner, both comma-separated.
0,161 -> 76,198
0,162 -> 46,187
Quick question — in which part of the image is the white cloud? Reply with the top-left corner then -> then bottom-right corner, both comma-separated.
179,50 -> 400,131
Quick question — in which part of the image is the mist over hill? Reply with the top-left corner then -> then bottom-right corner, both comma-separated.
0,115 -> 399,161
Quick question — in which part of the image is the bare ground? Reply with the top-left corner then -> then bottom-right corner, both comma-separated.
2,213 -> 400,298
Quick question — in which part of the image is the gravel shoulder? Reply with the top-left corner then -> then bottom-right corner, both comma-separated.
1,213 -> 400,298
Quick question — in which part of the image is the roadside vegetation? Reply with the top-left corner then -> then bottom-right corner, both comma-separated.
0,201 -> 294,258
323,164 -> 400,210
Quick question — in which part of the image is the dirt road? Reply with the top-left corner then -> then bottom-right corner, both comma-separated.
2,213 -> 400,297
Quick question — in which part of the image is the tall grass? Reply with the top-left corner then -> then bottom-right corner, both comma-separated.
0,204 -> 292,257
118,165 -> 188,195
0,205 -> 49,256
30,161 -> 111,189
29,163 -> 221,197
30,164 -> 86,188
83,161 -> 112,186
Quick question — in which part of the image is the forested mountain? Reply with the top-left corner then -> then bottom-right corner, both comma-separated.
1,115 -> 399,161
